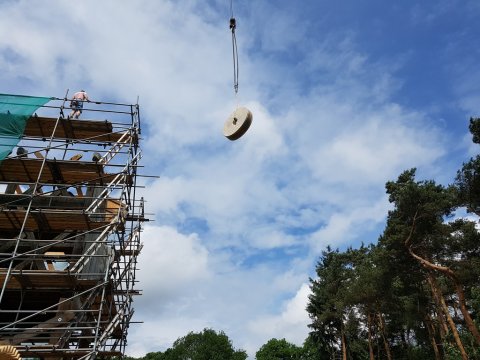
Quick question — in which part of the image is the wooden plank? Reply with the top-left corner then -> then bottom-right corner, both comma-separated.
0,271 -> 99,290
0,210 -> 110,231
18,349 -> 121,359
0,158 -> 117,185
0,273 -> 74,289
24,116 -> 125,142
0,194 -> 92,209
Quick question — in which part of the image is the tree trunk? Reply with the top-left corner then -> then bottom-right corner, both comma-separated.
400,330 -> 408,348
367,313 -> 375,360
409,248 -> 480,345
428,283 -> 448,343
453,281 -> 480,344
436,307 -> 449,340
424,314 -> 442,360
341,330 -> 347,360
405,213 -> 480,345
427,274 -> 468,360
377,313 -> 392,360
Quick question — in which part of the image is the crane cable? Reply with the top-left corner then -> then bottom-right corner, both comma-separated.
229,0 -> 239,95
222,0 -> 253,141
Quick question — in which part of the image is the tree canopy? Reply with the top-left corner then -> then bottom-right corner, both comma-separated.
306,120 -> 480,359
255,338 -> 303,360
126,328 -> 247,360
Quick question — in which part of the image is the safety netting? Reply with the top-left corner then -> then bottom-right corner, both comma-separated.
0,93 -> 51,161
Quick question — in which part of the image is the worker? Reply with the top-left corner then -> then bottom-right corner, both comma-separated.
69,90 -> 90,119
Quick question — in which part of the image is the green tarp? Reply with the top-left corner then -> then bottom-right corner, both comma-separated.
0,93 -> 51,161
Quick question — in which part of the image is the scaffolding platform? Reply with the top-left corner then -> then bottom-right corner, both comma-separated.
24,116 -> 126,143
0,94 -> 145,359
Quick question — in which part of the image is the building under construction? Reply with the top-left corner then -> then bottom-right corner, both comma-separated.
0,93 -> 144,359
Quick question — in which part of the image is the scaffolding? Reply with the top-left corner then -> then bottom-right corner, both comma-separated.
0,94 -> 145,359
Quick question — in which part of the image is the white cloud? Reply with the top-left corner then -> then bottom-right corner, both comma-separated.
138,225 -> 210,305
306,106 -> 444,186
247,283 -> 311,350
309,196 -> 391,251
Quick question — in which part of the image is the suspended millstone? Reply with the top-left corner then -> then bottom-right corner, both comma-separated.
223,106 -> 253,141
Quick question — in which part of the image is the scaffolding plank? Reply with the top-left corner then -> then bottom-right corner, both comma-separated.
0,158 -> 117,185
0,271 -> 99,290
0,209 -> 111,231
18,349 -> 121,359
0,194 -> 92,209
24,116 -> 125,142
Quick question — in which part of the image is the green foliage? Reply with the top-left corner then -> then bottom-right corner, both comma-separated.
254,337 -> 330,360
144,351 -> 168,360
472,286 -> 480,319
307,246 -> 382,359
454,117 -> 480,214
469,117 -> 480,144
127,329 -> 247,360
299,335 -> 329,359
164,328 -> 247,360
255,338 -> 302,360
307,247 -> 348,351
454,155 -> 480,214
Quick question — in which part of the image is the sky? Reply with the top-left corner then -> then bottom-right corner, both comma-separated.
0,0 -> 479,358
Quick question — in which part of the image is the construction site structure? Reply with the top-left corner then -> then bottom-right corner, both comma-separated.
0,93 -> 145,359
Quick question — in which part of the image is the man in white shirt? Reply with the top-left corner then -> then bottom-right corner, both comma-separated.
69,90 -> 90,119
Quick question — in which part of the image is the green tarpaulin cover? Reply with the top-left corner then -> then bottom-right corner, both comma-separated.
0,94 -> 51,161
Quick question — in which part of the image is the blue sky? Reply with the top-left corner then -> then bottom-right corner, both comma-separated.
0,0 -> 479,358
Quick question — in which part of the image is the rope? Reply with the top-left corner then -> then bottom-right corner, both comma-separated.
229,0 -> 239,95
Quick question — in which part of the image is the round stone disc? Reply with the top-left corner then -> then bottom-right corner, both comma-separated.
223,106 -> 253,141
